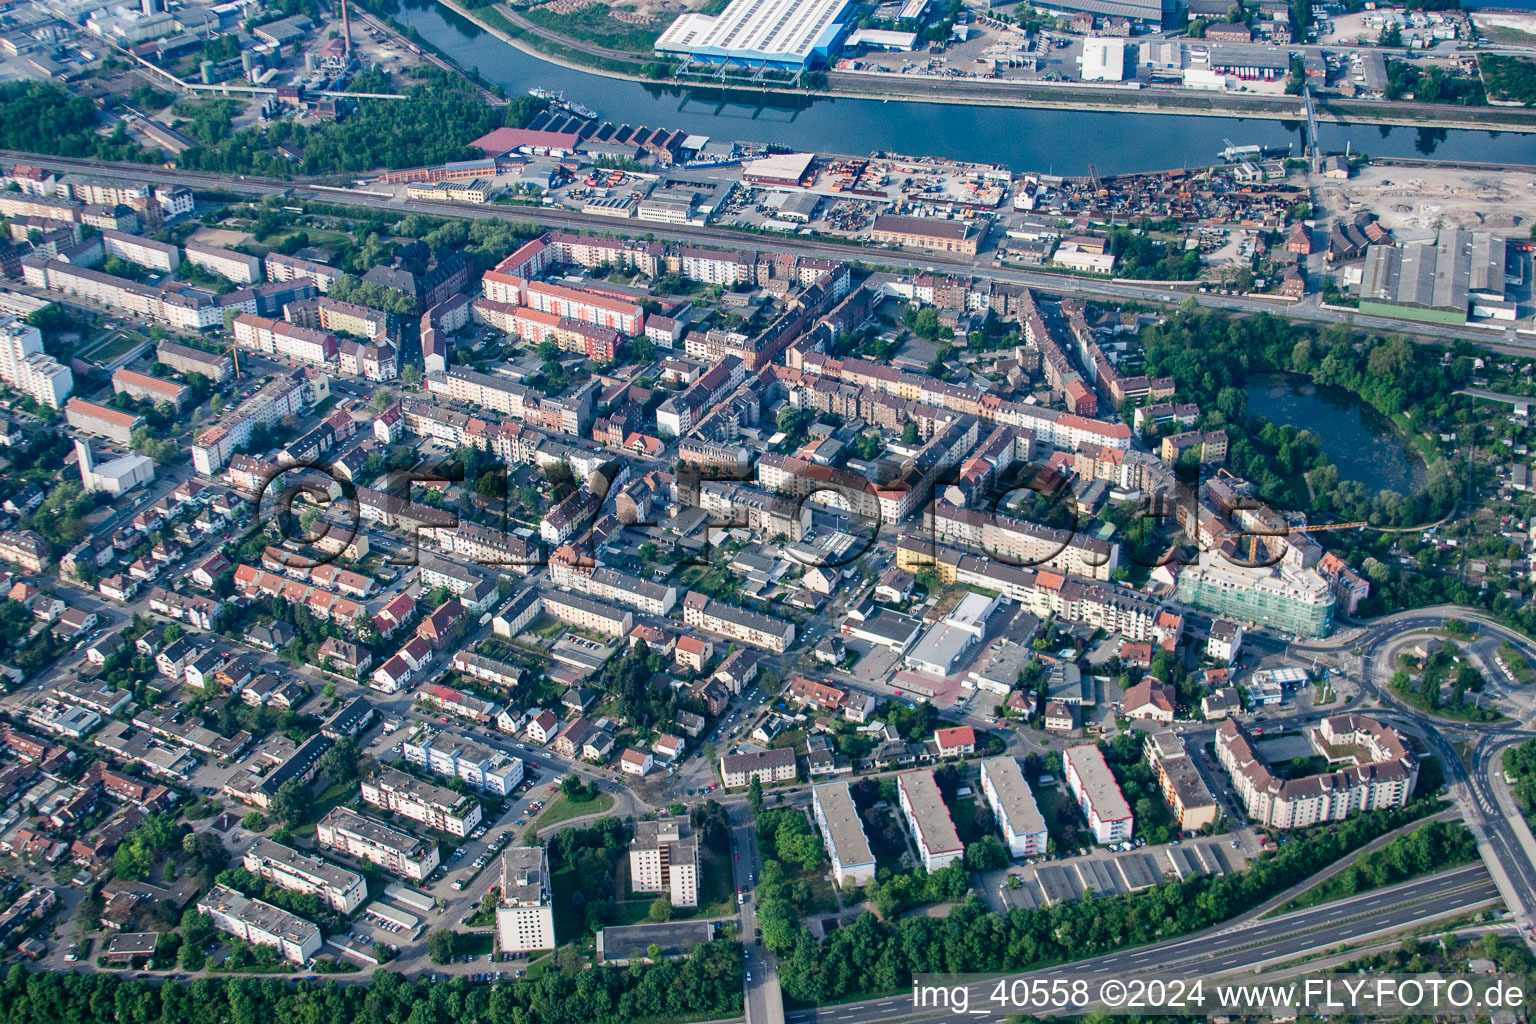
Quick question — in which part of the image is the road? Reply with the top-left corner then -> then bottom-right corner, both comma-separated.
783,865 -> 1501,1024
1292,606 -> 1536,942
731,810 -> 784,1024
6,151 -> 1535,355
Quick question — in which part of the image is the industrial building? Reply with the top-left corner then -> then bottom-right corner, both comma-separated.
655,0 -> 851,71
1358,229 -> 1507,326
1080,37 -> 1125,81
1044,0 -> 1164,24
1063,743 -> 1133,844
896,769 -> 964,871
904,591 -> 998,677
812,781 -> 875,887
978,756 -> 1047,857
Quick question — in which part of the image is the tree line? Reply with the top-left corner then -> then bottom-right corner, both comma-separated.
772,799 -> 1444,1003
0,942 -> 742,1024
1283,819 -> 1477,911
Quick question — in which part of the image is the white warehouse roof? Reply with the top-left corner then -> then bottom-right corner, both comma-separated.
1080,37 -> 1125,82
656,0 -> 852,69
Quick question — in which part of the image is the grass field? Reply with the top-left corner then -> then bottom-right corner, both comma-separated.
518,3 -> 665,54
83,331 -> 148,364
532,791 -> 615,831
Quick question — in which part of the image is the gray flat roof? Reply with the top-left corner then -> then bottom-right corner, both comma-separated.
368,767 -> 472,814
246,838 -> 363,893
980,756 -> 1046,838
897,770 -> 963,855
1065,744 -> 1132,822
320,807 -> 431,856
813,781 -> 874,869
198,883 -> 319,945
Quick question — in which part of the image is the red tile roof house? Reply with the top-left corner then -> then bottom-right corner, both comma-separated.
934,726 -> 976,758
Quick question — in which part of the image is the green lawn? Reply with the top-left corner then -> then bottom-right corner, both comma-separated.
532,791 -> 615,831
83,331 -> 148,364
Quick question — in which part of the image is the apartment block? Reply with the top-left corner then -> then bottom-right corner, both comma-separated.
541,589 -> 634,638
66,397 -> 142,445
192,376 -> 308,475
896,770 -> 964,871
496,846 -> 556,954
549,559 -> 677,616
401,727 -> 524,796
196,883 -> 322,963
183,241 -> 261,284
284,296 -> 394,342
1216,715 -> 1415,829
0,315 -> 72,408
156,340 -> 232,382
112,368 -> 189,411
928,501 -> 1119,581
265,252 -> 341,291
234,313 -> 337,366
719,748 -> 796,788
629,816 -> 699,907
680,591 -> 795,653
241,837 -> 367,914
316,806 -> 440,880
1143,730 -> 1220,833
979,756 -> 1047,858
361,767 -> 484,837
1063,744 -> 1133,844
812,781 -> 875,887
101,229 -> 180,273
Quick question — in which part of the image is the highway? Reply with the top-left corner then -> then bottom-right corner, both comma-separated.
782,866 -> 1500,1024
5,151 -> 1534,355
1293,608 -> 1536,938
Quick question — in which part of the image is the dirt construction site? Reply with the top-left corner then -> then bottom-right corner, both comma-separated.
1315,163 -> 1536,239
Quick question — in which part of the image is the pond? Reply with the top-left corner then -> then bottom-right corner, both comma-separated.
1243,372 -> 1427,497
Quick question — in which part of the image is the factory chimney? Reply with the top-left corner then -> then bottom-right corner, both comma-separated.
341,0 -> 352,59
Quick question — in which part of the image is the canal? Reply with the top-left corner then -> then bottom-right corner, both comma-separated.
396,0 -> 1536,175
1243,372 -> 1426,496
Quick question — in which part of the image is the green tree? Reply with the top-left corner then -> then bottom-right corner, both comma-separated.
427,928 -> 457,964
648,896 -> 673,922
268,777 -> 313,826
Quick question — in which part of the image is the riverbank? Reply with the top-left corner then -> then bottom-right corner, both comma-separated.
436,0 -> 1536,135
